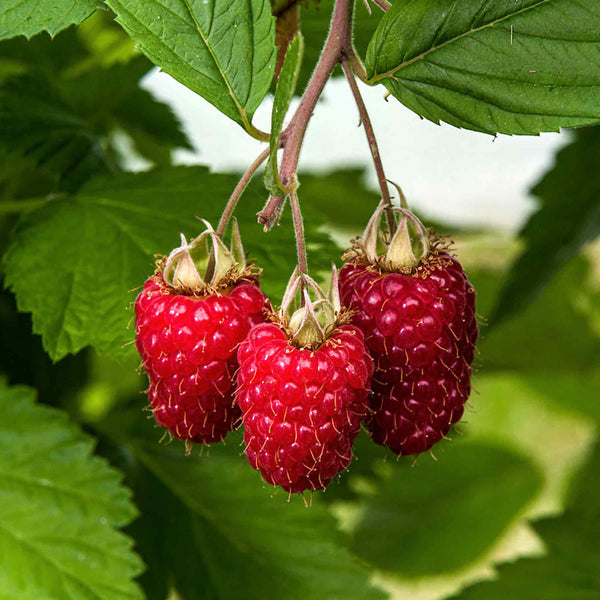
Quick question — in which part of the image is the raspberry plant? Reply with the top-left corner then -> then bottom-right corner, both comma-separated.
1,1 -> 600,599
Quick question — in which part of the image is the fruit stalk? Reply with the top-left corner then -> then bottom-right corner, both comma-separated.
216,146 -> 271,236
341,56 -> 395,234
289,190 -> 308,274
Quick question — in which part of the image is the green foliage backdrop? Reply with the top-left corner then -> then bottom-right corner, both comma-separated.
0,2 -> 599,600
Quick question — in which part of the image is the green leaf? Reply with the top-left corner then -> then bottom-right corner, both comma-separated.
75,9 -> 138,71
0,380 -> 143,599
101,409 -> 387,600
0,28 -> 88,74
60,55 -> 192,165
491,126 -> 600,325
0,0 -> 100,40
61,54 -> 153,113
366,0 -> 600,135
3,166 -> 340,360
114,88 -> 193,166
471,257 -> 600,373
449,442 -> 600,600
351,441 -> 543,577
0,288 -> 90,407
0,53 -> 192,191
523,372 -> 600,425
104,0 -> 277,134
0,12 -> 135,76
0,148 -> 58,205
0,72 -> 112,191
264,32 -> 304,194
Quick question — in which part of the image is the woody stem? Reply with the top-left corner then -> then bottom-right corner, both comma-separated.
256,0 -> 354,227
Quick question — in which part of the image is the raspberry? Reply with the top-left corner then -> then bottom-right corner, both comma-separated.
236,322 -> 373,493
135,276 -> 267,444
134,222 -> 268,446
339,204 -> 478,456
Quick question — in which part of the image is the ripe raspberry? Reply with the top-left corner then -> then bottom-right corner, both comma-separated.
134,223 -> 268,446
235,271 -> 373,493
339,205 -> 478,456
237,322 -> 372,493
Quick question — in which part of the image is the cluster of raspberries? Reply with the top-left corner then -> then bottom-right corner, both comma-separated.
135,249 -> 478,494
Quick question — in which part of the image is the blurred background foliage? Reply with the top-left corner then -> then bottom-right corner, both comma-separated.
0,5 -> 599,600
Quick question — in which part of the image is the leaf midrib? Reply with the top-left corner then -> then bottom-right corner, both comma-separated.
179,0 -> 251,121
368,0 -> 551,84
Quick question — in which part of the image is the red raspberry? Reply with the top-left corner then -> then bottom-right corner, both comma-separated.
135,269 -> 268,445
236,322 -> 373,493
339,251 -> 477,455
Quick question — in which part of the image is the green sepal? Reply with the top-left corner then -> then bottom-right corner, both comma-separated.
281,268 -> 341,347
361,202 -> 430,269
163,221 -> 245,292
386,216 -> 419,268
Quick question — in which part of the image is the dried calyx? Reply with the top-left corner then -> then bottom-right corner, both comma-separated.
163,220 -> 248,293
360,201 -> 430,271
280,267 -> 342,348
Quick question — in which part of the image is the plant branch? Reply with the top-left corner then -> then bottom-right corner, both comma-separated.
278,0 -> 354,191
257,194 -> 286,231
257,0 -> 354,226
341,56 -> 395,234
216,145 -> 271,236
289,191 -> 308,274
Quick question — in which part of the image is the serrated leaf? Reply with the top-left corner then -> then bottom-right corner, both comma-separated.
63,55 -> 192,166
264,32 -> 304,194
0,28 -> 89,74
101,408 -> 387,600
0,0 -> 101,40
491,126 -> 600,325
0,72 -> 112,191
449,442 -> 600,600
366,0 -> 600,135
114,88 -> 193,165
351,441 -> 543,577
0,380 -> 143,599
104,0 -> 277,134
3,166 -> 340,360
0,12 -> 135,76
0,52 -> 192,191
